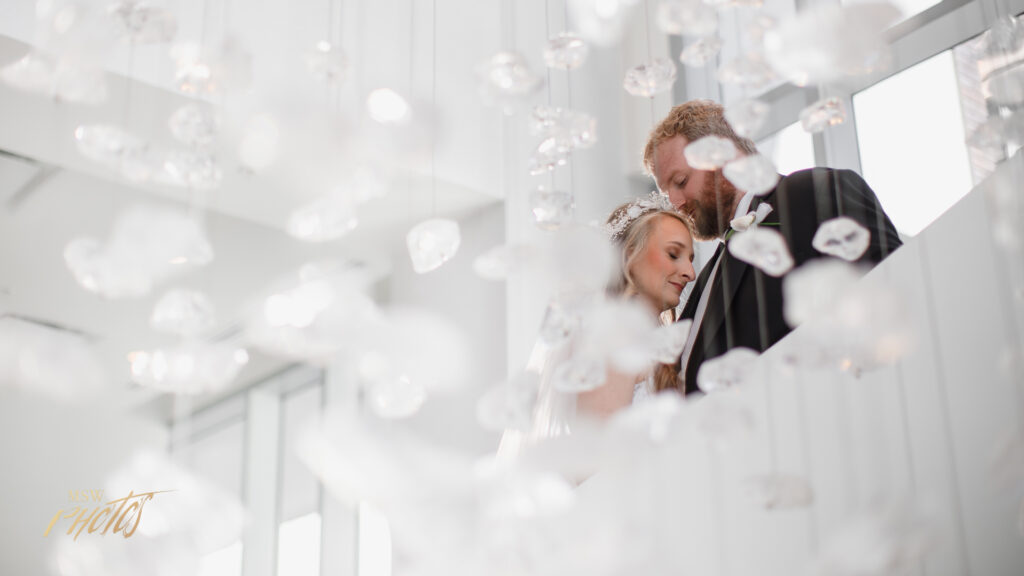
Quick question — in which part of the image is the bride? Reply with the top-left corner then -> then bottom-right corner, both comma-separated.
496,192 -> 697,460
576,195 -> 697,417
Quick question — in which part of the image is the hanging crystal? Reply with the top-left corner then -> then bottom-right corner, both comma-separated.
812,216 -> 871,261
623,58 -> 677,97
656,0 -> 718,37
696,347 -> 760,393
74,124 -> 156,182
286,193 -> 359,242
723,154 -> 779,196
407,219 -> 461,273
476,372 -> 540,432
150,289 -> 216,336
725,99 -> 770,138
108,0 -> 178,44
305,40 -> 349,85
168,104 -> 218,149
478,51 -> 543,111
473,244 -> 534,281
364,368 -> 427,419
764,2 -> 901,86
551,356 -> 606,392
679,37 -> 722,68
650,320 -> 692,364
800,97 -> 847,133
529,187 -> 574,230
543,33 -> 589,70
745,474 -> 814,509
684,135 -> 737,170
171,42 -> 215,94
162,150 -> 223,190
366,88 -> 412,125
129,342 -> 249,395
728,227 -> 795,277
717,53 -> 776,91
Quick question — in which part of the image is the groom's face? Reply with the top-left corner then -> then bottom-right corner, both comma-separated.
652,135 -> 739,241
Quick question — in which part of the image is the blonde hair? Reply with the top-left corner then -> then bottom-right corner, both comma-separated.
606,204 -> 694,394
642,99 -> 758,175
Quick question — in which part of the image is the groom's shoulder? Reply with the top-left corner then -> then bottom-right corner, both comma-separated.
774,167 -> 870,202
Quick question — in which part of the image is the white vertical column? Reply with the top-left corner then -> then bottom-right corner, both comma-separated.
320,355 -> 360,576
242,388 -> 281,576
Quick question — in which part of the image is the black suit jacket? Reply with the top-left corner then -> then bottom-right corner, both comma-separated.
678,168 -> 902,394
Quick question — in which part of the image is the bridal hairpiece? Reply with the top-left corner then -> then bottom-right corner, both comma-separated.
605,190 -> 676,240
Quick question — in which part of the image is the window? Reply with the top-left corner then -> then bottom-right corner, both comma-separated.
278,383 -> 324,575
277,512 -> 322,576
853,50 -> 974,236
757,121 -> 817,176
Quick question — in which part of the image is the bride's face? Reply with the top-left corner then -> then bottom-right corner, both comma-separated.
631,215 -> 696,312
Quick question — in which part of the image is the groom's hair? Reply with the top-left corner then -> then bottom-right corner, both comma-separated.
642,99 -> 758,175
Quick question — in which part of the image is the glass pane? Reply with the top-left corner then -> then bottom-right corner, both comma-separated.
757,121 -> 816,176
853,50 -> 973,236
177,419 -> 245,499
277,512 -> 322,576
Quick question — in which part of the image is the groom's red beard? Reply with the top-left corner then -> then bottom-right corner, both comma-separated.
684,170 -> 741,241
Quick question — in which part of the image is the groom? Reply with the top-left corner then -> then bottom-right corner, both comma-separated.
644,100 -> 902,394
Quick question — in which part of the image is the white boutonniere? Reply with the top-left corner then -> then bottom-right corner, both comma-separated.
726,204 -> 774,239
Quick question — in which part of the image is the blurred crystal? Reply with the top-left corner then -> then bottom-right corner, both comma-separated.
967,110 -> 1024,152
552,356 -> 606,392
783,259 -> 863,328
723,154 -> 779,196
623,58 -> 677,97
694,387 -> 755,442
306,40 -> 348,85
813,216 -> 871,261
108,0 -> 178,44
745,474 -> 814,509
479,51 -> 543,111
800,97 -> 846,133
985,65 -> 1024,106
657,0 -> 718,37
171,42 -> 215,94
365,307 -> 472,394
679,37 -> 721,67
539,298 -> 583,345
543,33 -> 589,70
531,105 -> 598,150
105,450 -> 244,549
473,244 -> 535,281
366,374 -> 427,419
480,469 -> 576,519
718,52 -> 776,90
168,103 -> 218,148
0,51 -> 107,103
728,227 -> 794,276
245,263 -> 380,361
477,372 -> 541,432
367,88 -> 411,125
150,288 -> 216,336
162,149 -> 223,189
64,205 -> 213,298
725,99 -> 770,138
747,12 -> 778,44
130,341 -> 248,394
696,347 -> 759,393
407,219 -> 461,273
74,124 -> 156,181
764,2 -> 900,86
0,316 -> 109,400
567,0 -> 638,47
238,113 -> 280,172
812,504 -> 934,576
650,319 -> 692,364
51,531 -> 200,576
530,187 -> 574,230
528,148 -> 569,175
684,135 -> 737,170
287,193 -> 359,242
581,300 -> 659,373
979,14 -> 1024,56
